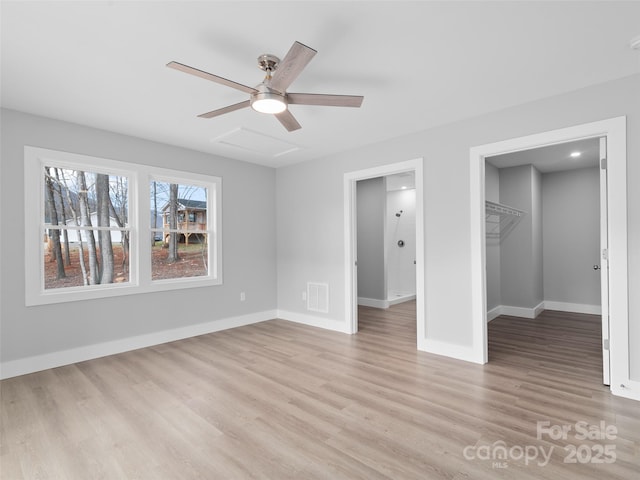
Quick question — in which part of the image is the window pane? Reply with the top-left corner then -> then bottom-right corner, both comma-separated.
151,242 -> 208,280
43,166 -> 130,289
44,229 -> 130,289
150,181 -> 209,280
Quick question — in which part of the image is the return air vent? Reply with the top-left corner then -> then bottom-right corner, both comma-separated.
307,282 -> 329,313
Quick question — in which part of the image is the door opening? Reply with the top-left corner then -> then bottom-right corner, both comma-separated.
344,158 -> 425,349
483,137 -> 609,384
469,117 -> 631,398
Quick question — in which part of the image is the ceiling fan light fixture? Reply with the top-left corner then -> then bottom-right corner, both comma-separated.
251,91 -> 287,114
169,41 -> 363,131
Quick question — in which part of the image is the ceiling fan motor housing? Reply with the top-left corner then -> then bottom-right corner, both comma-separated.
257,54 -> 280,72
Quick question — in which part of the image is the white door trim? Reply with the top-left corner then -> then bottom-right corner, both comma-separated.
599,137 -> 610,386
344,158 -> 425,349
469,116 -> 634,399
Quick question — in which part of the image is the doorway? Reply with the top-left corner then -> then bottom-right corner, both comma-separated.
344,158 -> 425,349
356,172 -> 417,309
484,137 -> 606,382
469,117 -> 631,399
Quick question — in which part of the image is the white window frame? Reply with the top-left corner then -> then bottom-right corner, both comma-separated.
146,170 -> 220,287
24,146 -> 222,306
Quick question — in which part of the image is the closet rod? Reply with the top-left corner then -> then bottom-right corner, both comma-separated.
485,200 -> 525,217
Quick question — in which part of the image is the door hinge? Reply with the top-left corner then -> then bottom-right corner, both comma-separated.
603,339 -> 609,350
600,158 -> 607,170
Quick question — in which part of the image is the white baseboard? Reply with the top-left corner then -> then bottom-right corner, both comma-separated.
388,294 -> 416,306
0,310 -> 277,380
419,338 -> 484,364
500,302 -> 544,319
543,301 -> 601,315
487,305 -> 503,322
487,301 -> 601,321
358,297 -> 389,309
277,310 -> 351,334
358,295 -> 416,308
611,379 -> 640,401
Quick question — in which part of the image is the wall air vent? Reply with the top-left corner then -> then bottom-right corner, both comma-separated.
307,282 -> 329,313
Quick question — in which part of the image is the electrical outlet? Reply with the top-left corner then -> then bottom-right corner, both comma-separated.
240,292 -> 246,302
302,291 -> 307,301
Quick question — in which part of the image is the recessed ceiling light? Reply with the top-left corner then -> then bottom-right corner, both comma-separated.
401,186 -> 408,190
570,151 -> 581,158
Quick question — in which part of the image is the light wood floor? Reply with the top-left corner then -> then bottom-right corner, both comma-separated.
1,303 -> 639,479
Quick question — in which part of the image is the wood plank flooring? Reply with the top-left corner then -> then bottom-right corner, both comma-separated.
1,303 -> 639,479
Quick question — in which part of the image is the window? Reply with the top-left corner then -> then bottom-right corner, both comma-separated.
42,166 -> 131,290
25,147 -> 222,305
149,179 -> 212,281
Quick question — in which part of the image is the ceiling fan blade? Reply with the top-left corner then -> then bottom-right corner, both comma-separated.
275,109 -> 302,132
269,41 -> 317,93
198,100 -> 250,118
167,61 -> 257,95
287,93 -> 364,108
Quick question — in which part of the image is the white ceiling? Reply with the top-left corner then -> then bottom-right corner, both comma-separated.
2,1 -> 639,168
487,137 -> 600,173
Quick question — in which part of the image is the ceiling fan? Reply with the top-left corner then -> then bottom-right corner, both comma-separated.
167,41 -> 364,132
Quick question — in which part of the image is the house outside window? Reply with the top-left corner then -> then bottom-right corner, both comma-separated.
151,183 -> 211,281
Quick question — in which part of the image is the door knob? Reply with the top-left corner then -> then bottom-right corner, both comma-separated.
593,265 -> 601,270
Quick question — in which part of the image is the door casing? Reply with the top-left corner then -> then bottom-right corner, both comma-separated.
469,117 -> 631,398
344,158 -> 425,348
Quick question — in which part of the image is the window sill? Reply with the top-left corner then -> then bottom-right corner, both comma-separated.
26,277 -> 222,307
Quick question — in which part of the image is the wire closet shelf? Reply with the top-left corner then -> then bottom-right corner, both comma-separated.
485,200 -> 526,240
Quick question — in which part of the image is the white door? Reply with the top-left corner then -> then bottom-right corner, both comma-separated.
599,137 -> 610,386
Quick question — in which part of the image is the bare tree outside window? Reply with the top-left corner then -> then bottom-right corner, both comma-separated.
150,180 -> 209,280
96,173 -> 114,284
53,168 -> 71,266
44,166 -> 66,280
42,167 -> 129,290
168,183 -> 179,263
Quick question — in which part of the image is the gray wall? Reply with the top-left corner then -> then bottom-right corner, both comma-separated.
0,109 -> 277,363
487,164 -> 600,314
485,163 -> 501,311
356,177 -> 386,301
276,73 -> 639,379
543,167 -> 601,305
532,166 -> 544,306
499,165 -> 543,310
